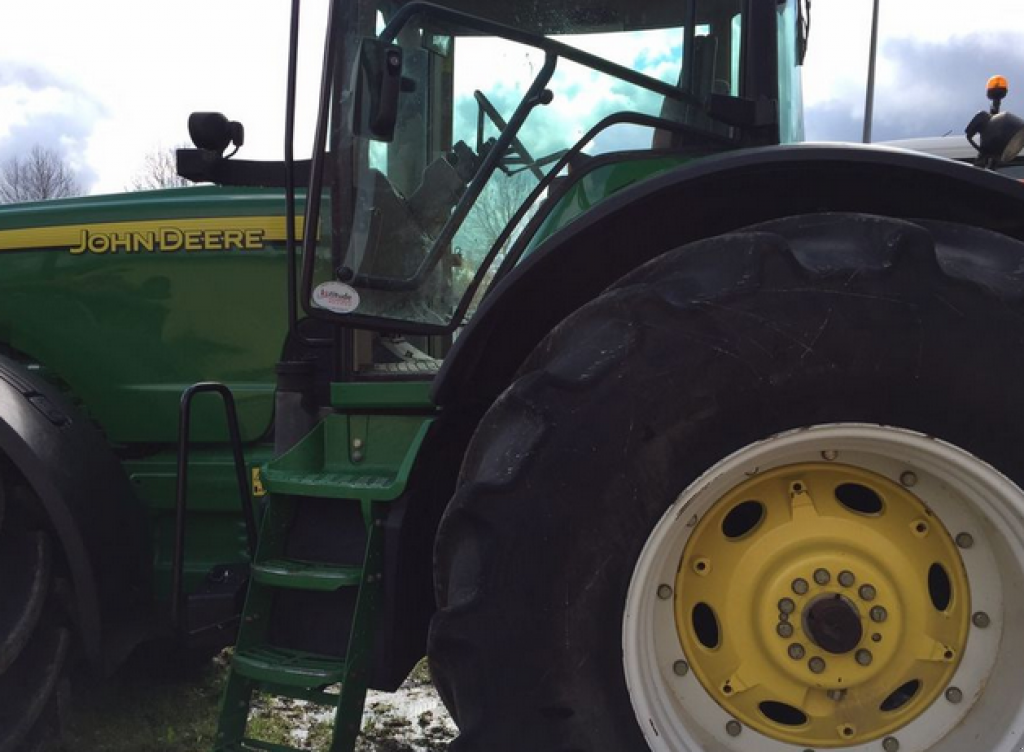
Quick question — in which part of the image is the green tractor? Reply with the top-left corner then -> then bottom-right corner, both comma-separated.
3,0 -> 1024,751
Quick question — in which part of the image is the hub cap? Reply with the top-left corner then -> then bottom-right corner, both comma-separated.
623,425 -> 1024,752
674,463 -> 969,747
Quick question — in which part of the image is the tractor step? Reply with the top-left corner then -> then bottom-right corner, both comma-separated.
258,414 -> 432,501
232,646 -> 347,687
212,409 -> 434,752
251,559 -> 362,591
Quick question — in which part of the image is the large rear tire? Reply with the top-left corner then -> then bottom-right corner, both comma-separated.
0,461 -> 71,752
429,214 -> 1024,751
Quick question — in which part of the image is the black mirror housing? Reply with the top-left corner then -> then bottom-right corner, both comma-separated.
967,110 -> 1024,165
354,39 -> 404,142
188,112 -> 245,156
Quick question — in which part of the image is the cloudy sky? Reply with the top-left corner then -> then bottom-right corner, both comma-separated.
1,0 -> 1023,195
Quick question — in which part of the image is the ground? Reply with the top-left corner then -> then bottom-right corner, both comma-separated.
67,648 -> 455,752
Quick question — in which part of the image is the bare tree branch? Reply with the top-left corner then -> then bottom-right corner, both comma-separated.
0,145 -> 82,203
128,144 -> 192,191
460,171 -> 536,266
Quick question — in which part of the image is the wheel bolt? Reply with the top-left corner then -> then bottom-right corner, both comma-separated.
808,656 -> 826,673
789,643 -> 806,660
883,736 -> 900,752
828,688 -> 846,701
945,686 -> 963,704
657,584 -> 673,600
814,568 -> 831,585
779,598 -> 796,614
777,622 -> 794,638
855,649 -> 873,666
725,720 -> 741,737
956,532 -> 975,549
973,611 -> 991,628
900,471 -> 918,487
822,450 -> 839,461
672,660 -> 689,676
870,606 -> 888,622
838,570 -> 856,587
859,584 -> 877,601
792,578 -> 809,595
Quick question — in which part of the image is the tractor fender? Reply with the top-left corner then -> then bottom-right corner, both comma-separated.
0,355 -> 150,670
433,142 -> 1024,408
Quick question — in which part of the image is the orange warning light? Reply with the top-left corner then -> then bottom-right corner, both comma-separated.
988,75 -> 1009,98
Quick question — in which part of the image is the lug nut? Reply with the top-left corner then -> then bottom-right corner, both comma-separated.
855,649 -> 873,666
973,611 -> 991,628
814,568 -> 831,585
956,532 -> 975,549
657,584 -> 673,600
725,720 -> 742,737
779,598 -> 796,614
838,570 -> 856,587
777,622 -> 794,638
808,656 -> 826,674
945,686 -> 963,704
672,660 -> 689,677
870,606 -> 888,623
883,736 -> 900,752
900,471 -> 918,487
827,688 -> 846,701
859,584 -> 877,601
792,578 -> 809,595
789,643 -> 806,660
822,450 -> 839,461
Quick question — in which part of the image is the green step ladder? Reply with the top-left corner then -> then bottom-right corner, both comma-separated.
212,409 -> 433,752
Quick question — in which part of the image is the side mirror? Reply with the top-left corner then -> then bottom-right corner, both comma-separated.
353,39 -> 404,142
188,112 -> 245,157
966,110 -> 1024,165
966,76 -> 1024,168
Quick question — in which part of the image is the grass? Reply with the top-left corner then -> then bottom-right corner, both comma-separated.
67,650 -> 453,752
67,645 -> 227,752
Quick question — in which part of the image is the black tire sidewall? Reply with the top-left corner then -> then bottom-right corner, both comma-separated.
433,218 -> 1024,751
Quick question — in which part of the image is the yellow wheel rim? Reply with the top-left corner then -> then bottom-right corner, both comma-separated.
675,462 -> 971,748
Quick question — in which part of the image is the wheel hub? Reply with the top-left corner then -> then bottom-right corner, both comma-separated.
805,595 -> 862,655
673,462 -> 971,747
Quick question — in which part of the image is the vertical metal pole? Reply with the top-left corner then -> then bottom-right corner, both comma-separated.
863,0 -> 881,143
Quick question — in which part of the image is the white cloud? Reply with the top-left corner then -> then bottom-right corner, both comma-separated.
1,0 -> 329,193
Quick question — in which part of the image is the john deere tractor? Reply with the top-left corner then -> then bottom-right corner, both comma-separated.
3,0 -> 1024,751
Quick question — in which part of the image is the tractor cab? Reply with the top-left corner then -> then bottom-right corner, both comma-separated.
292,0 -> 808,343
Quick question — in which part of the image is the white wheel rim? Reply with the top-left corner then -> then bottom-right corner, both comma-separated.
623,423 -> 1024,751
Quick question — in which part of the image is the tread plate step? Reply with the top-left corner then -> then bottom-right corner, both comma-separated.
261,469 -> 398,499
232,646 -> 346,688
251,559 -> 362,591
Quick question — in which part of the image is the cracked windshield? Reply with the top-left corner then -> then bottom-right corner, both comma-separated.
321,1 -> 743,327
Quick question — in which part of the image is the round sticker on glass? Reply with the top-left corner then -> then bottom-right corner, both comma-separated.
312,281 -> 360,314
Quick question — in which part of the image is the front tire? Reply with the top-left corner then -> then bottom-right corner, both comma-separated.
429,214 -> 1024,751
0,461 -> 72,752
